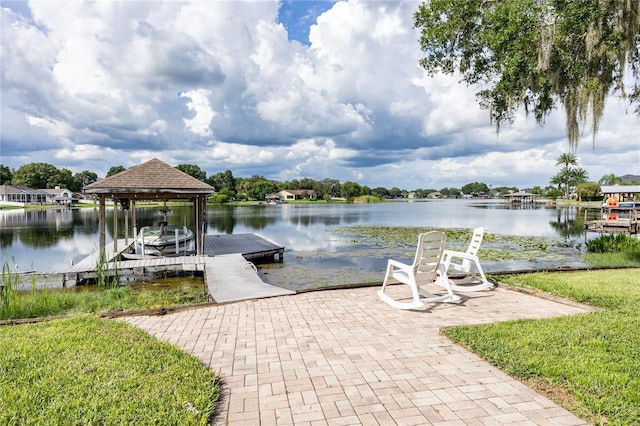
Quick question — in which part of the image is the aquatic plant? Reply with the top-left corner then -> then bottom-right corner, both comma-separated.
1,260 -> 18,314
95,250 -> 120,289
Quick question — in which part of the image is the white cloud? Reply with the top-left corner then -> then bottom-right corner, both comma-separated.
1,0 -> 638,190
180,90 -> 215,136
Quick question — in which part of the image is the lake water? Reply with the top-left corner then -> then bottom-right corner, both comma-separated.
1,200 -> 604,289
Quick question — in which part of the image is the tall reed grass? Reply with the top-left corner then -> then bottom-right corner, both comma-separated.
0,259 -> 206,321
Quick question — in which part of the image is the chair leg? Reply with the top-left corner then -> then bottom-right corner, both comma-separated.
447,259 -> 495,292
378,272 -> 425,310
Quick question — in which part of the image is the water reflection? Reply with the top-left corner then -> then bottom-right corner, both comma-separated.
548,207 -> 601,238
1,200 -> 604,274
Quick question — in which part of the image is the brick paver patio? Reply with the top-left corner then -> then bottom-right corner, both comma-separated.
123,285 -> 591,425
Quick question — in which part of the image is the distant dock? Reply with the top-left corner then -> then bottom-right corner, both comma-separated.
585,218 -> 639,234
585,207 -> 639,234
20,234 -> 292,303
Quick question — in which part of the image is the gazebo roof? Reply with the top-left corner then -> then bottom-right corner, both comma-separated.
84,158 -> 215,198
504,192 -> 537,198
601,185 -> 640,195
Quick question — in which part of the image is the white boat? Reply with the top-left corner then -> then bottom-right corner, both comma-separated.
136,223 -> 194,256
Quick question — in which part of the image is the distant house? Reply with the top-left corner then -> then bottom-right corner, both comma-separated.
277,189 -> 317,201
0,185 -> 49,205
427,191 -> 442,199
41,186 -> 75,205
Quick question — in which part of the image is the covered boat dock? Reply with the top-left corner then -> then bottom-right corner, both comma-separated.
503,191 -> 537,204
83,158 -> 215,256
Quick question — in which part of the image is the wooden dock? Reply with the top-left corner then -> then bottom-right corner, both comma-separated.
26,233 -> 290,303
585,219 -> 639,234
203,233 -> 284,261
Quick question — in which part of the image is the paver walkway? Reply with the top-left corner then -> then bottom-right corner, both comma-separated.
123,286 -> 591,425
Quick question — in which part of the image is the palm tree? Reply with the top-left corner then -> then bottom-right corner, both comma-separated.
557,166 -> 574,199
549,173 -> 564,190
571,168 -> 589,186
570,168 -> 589,199
555,153 -> 579,199
556,153 -> 578,168
598,173 -> 622,185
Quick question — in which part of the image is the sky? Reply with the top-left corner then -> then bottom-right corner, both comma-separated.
1,0 -> 638,191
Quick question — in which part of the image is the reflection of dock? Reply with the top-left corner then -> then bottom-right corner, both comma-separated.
585,216 -> 639,234
37,234 -> 291,303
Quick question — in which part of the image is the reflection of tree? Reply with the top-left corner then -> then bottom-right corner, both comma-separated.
0,231 -> 14,249
17,226 -> 74,248
548,208 -> 588,238
204,211 -> 235,234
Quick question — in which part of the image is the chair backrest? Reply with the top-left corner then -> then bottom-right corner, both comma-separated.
412,231 -> 446,284
466,227 -> 484,256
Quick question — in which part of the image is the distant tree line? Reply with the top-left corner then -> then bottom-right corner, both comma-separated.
1,161 -> 637,203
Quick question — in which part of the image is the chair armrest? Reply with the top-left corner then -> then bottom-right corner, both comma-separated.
442,250 -> 479,262
387,259 -> 412,272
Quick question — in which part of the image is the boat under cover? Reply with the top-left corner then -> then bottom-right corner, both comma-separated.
136,224 -> 194,255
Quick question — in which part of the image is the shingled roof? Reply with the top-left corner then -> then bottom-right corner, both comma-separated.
84,158 -> 214,198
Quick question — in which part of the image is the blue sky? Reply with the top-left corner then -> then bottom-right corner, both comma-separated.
1,1 -> 638,190
278,0 -> 336,44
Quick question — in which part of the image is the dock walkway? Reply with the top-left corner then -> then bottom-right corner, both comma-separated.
203,254 -> 294,303
39,234 -> 290,303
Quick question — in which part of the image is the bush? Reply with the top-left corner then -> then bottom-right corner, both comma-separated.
586,234 -> 640,253
209,194 -> 229,204
576,182 -> 602,201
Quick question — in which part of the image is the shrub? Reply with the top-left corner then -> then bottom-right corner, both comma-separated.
209,194 -> 229,204
586,234 -> 640,253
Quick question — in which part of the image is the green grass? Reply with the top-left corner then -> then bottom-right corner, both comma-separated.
0,280 -> 207,321
0,316 -> 218,425
444,269 -> 640,425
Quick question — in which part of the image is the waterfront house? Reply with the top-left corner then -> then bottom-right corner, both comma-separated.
41,186 -> 75,205
0,184 -> 48,205
278,189 -> 317,201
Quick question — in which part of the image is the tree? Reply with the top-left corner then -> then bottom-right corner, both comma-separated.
388,187 -> 403,198
341,181 -> 362,200
576,182 -> 601,201
313,178 -> 341,200
439,187 -> 461,198
208,170 -> 236,194
555,153 -> 578,199
598,173 -> 623,185
461,182 -> 489,195
50,168 -> 75,190
12,162 -> 59,188
571,167 -> 589,187
106,165 -> 125,177
246,180 -> 278,201
175,164 -> 206,181
372,187 -> 389,198
0,165 -> 12,184
74,171 -> 98,192
414,0 -> 640,147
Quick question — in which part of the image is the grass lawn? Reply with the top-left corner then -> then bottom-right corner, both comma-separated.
445,268 -> 640,425
0,316 -> 218,425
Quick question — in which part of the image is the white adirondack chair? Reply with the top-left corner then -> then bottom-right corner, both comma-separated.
439,227 -> 494,292
378,231 -> 461,310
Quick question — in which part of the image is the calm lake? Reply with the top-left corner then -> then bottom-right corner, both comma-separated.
1,200 -> 605,290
